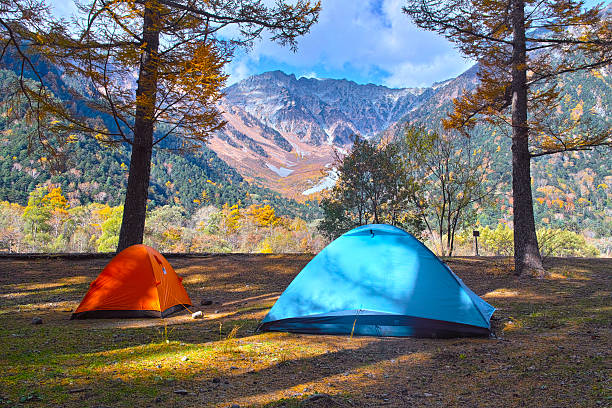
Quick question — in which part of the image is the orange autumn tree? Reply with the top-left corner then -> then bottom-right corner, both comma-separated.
10,0 -> 320,252
22,185 -> 70,250
403,0 -> 611,276
246,204 -> 280,228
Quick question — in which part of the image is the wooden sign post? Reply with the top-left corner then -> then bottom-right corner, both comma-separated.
473,230 -> 480,256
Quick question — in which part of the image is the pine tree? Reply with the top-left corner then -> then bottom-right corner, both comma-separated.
3,0 -> 320,252
403,0 -> 611,275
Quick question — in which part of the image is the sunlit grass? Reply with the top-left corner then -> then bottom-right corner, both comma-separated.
483,288 -> 519,298
483,288 -> 552,301
4,276 -> 90,292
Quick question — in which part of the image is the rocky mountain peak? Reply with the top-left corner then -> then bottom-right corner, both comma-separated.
211,67 -> 483,199
222,70 -> 432,147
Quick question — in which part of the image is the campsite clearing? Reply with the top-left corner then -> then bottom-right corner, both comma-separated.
0,255 -> 610,407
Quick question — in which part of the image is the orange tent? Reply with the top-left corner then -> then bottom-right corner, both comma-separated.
71,245 -> 191,319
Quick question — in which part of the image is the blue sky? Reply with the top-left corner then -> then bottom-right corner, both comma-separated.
224,0 -> 474,88
51,0 -> 607,89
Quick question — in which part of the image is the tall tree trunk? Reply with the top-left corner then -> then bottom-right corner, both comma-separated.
511,0 -> 544,276
372,198 -> 379,224
117,3 -> 161,252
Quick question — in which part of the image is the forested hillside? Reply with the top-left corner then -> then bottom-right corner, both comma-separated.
0,66 -> 320,221
393,64 -> 611,240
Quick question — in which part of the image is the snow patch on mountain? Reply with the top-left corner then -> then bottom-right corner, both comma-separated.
266,163 -> 294,177
334,146 -> 349,155
302,168 -> 339,195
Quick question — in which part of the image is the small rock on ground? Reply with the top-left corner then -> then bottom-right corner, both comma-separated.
31,317 -> 43,325
191,311 -> 203,319
302,393 -> 349,407
200,299 -> 213,306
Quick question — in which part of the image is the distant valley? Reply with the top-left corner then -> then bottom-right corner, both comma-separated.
209,69 -> 479,199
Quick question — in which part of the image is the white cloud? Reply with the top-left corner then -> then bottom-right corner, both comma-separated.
224,58 -> 253,85
299,71 -> 319,79
226,0 -> 472,87
383,54 -> 473,88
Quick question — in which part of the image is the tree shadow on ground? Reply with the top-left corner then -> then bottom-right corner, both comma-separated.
1,255 -> 610,407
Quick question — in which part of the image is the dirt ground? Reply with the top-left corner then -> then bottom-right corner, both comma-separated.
0,254 -> 610,407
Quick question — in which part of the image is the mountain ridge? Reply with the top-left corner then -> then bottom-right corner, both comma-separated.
210,66 -> 480,199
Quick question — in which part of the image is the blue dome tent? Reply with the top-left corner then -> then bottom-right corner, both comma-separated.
259,224 -> 495,338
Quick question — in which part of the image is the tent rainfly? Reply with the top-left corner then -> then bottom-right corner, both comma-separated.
71,245 -> 191,319
258,224 -> 495,338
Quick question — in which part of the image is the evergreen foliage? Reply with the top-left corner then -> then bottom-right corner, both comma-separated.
318,136 -> 421,240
